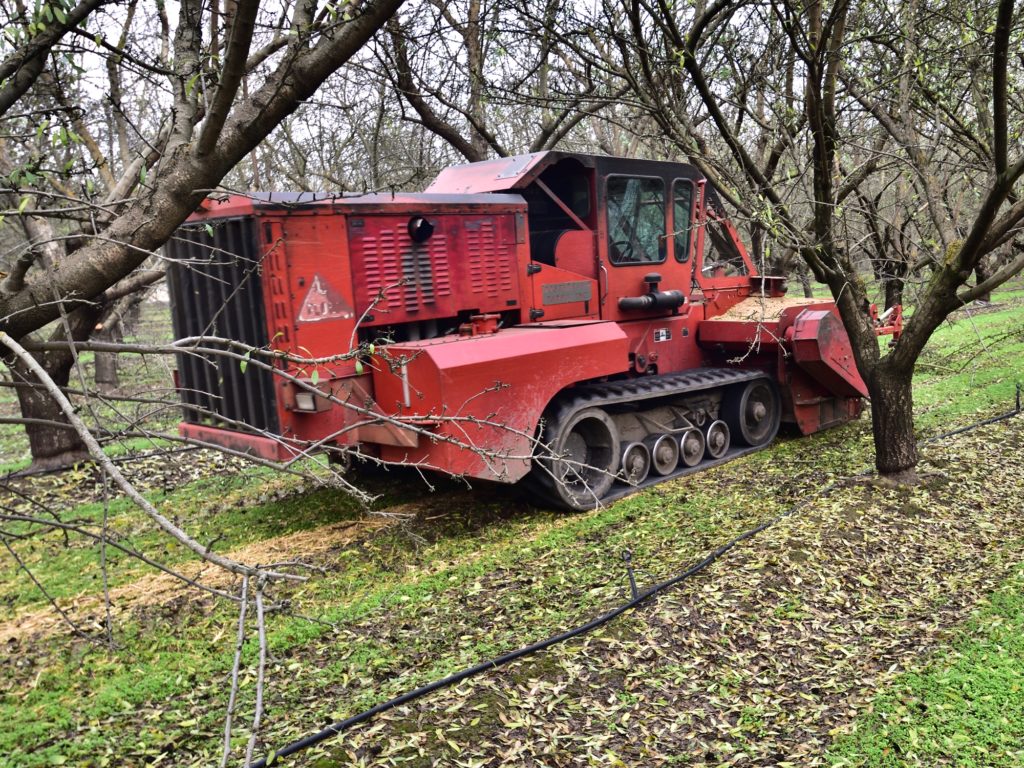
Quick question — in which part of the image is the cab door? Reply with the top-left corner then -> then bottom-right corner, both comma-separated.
600,174 -> 702,374
600,174 -> 696,323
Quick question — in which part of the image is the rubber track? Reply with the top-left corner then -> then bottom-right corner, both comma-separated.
549,367 -> 766,423
535,368 -> 773,508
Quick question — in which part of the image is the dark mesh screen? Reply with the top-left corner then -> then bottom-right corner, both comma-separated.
166,217 -> 280,433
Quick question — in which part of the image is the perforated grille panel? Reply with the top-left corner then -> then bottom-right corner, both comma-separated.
466,218 -> 514,298
349,212 -> 521,328
359,227 -> 452,312
166,218 -> 280,433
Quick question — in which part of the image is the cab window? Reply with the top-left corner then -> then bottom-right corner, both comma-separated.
606,176 -> 665,265
673,180 -> 693,262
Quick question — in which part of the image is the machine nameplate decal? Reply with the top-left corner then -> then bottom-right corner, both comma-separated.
297,274 -> 355,322
654,328 -> 671,342
542,281 -> 592,305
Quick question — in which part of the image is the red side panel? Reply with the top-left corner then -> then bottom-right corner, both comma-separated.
619,313 -> 705,375
528,263 -> 599,322
258,212 -> 360,444
782,366 -> 864,435
554,230 -> 599,277
368,323 -> 630,482
261,212 -> 358,379
180,424 -> 294,461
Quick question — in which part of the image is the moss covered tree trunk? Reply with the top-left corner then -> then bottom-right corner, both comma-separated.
866,361 -> 918,478
8,306 -> 100,470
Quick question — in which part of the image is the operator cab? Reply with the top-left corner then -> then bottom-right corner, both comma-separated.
428,151 -> 759,323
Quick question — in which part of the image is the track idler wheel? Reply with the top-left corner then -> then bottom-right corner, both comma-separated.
704,420 -> 730,459
723,379 -> 782,447
644,434 -> 680,476
542,407 -> 620,510
620,442 -> 652,486
679,428 -> 706,467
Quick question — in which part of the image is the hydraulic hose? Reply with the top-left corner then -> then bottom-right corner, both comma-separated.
249,390 -> 1022,768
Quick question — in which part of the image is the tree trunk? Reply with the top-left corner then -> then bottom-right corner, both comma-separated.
12,353 -> 91,470
750,225 -> 764,266
94,349 -> 119,391
94,323 -> 122,391
122,299 -> 142,332
973,256 -> 993,302
799,270 -> 814,298
10,306 -> 101,470
884,276 -> 904,309
867,363 -> 918,478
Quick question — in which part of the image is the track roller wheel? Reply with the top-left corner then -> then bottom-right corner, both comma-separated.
540,406 -> 620,510
723,379 -> 781,447
644,434 -> 680,476
704,420 -> 730,459
679,428 -> 706,467
620,442 -> 652,486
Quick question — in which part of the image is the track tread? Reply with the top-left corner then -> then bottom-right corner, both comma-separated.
532,367 -> 775,510
556,367 -> 765,418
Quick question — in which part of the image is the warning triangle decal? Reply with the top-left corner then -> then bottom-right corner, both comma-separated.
297,274 -> 355,323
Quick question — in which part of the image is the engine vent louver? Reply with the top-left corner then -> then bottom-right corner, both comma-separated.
466,219 -> 513,297
166,217 -> 280,434
360,230 -> 451,312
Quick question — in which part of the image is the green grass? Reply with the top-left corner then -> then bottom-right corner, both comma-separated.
1,283 -> 1023,767
913,306 -> 1024,432
0,429 -> 864,767
0,467 -> 367,610
3,396 -> 1018,766
828,568 -> 1024,767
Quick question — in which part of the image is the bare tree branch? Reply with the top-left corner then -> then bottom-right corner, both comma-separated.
0,0 -> 111,118
0,331 -> 300,580
197,0 -> 262,156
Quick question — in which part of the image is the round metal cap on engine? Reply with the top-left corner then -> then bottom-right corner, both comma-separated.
644,433 -> 680,476
407,216 -> 435,242
619,442 -> 652,486
679,428 -> 706,467
703,420 -> 731,459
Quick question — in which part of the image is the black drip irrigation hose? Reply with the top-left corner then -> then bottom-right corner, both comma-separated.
251,513 -> 791,768
249,389 -> 1023,768
921,382 -> 1022,443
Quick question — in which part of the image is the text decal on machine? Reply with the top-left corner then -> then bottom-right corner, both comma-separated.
654,328 -> 671,342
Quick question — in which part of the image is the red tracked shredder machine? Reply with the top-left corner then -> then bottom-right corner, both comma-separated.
167,152 -> 902,509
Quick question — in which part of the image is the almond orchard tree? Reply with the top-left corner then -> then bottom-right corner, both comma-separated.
0,0 -> 404,468
610,0 -> 1024,478
381,0 -> 627,161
